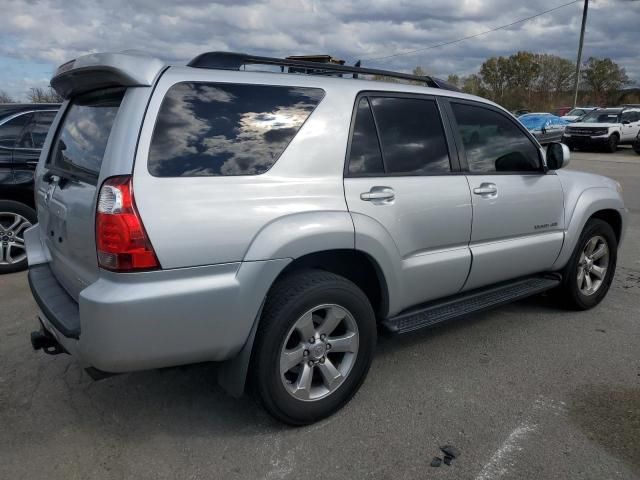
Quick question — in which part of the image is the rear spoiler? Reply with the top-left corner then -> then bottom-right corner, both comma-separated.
51,51 -> 166,99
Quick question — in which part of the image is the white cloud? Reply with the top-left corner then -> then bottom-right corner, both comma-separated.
0,0 -> 638,102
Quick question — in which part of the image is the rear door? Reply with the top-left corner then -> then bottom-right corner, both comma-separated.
344,93 -> 472,310
446,99 -> 564,291
36,89 -> 124,299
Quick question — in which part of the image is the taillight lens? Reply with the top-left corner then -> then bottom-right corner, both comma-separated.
96,176 -> 160,272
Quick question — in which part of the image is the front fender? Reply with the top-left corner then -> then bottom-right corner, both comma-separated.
243,211 -> 355,261
551,187 -> 626,271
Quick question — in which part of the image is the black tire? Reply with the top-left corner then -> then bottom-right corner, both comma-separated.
0,200 -> 36,274
633,139 -> 640,155
558,218 -> 617,310
606,134 -> 618,153
251,269 -> 376,425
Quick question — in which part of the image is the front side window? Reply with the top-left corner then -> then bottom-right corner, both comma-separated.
148,82 -> 324,177
0,113 -> 31,148
452,103 -> 541,173
49,89 -> 123,178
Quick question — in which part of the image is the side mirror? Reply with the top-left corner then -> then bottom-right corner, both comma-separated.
622,120 -> 630,125
546,142 -> 570,170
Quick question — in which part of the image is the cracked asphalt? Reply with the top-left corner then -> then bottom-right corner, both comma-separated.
1,148 -> 639,480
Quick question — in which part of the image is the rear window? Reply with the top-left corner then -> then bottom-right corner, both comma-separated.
48,89 -> 124,179
148,82 -> 324,177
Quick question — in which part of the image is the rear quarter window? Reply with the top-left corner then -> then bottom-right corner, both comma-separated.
148,82 -> 324,177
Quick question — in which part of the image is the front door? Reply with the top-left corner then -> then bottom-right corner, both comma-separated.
621,110 -> 640,142
447,100 -> 565,291
343,94 -> 472,313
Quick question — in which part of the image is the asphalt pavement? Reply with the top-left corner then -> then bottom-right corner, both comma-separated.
0,147 -> 638,480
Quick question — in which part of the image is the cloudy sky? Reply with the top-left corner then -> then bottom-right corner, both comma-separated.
1,0 -> 638,100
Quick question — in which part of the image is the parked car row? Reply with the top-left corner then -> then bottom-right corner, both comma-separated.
0,103 -> 60,273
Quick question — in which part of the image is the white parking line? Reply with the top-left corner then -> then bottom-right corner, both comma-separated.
474,396 -> 566,480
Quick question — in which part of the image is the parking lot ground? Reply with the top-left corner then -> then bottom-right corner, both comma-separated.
0,149 -> 639,480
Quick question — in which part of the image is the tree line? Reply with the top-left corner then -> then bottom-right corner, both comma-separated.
444,52 -> 633,111
0,86 -> 63,104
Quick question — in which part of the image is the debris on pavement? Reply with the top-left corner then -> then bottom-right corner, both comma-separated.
430,457 -> 442,467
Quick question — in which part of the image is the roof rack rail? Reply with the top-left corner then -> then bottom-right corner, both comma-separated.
187,52 -> 460,92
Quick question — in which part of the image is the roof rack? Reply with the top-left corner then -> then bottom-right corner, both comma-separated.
187,52 -> 460,92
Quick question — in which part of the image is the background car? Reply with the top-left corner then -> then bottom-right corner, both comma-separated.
512,109 -> 531,117
563,107 -> 640,152
554,106 -> 572,117
562,106 -> 599,122
518,113 -> 569,144
0,103 -> 59,273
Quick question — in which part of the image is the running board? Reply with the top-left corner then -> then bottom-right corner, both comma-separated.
383,275 -> 561,334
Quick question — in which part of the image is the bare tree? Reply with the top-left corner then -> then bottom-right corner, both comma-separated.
27,86 -> 63,103
581,57 -> 631,105
0,90 -> 15,103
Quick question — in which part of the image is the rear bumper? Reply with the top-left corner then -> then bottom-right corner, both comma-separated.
26,226 -> 289,373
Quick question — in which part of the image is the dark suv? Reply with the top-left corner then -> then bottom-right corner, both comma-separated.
0,103 -> 59,273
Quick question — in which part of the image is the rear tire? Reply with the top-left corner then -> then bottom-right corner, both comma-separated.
251,269 -> 376,425
558,219 -> 617,310
0,200 -> 36,274
606,134 -> 618,153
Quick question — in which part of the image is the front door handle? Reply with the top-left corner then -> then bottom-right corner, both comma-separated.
360,186 -> 395,203
473,183 -> 498,196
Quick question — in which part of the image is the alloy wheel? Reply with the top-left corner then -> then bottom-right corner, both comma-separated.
577,235 -> 609,296
280,304 -> 359,401
0,212 -> 31,266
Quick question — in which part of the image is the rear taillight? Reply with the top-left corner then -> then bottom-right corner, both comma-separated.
96,175 -> 160,272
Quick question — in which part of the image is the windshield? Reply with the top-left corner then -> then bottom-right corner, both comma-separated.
581,111 -> 620,123
566,109 -> 584,116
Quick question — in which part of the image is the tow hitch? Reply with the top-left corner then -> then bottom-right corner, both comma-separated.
30,328 -> 66,355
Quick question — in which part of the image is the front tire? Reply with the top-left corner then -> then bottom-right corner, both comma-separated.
251,269 -> 376,425
606,134 -> 619,153
0,200 -> 36,274
558,219 -> 617,310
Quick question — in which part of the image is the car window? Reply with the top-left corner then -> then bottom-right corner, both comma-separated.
16,112 -> 55,149
0,113 -> 31,148
31,112 -> 57,148
347,97 -> 384,175
451,102 -> 541,173
369,96 -> 451,174
49,89 -> 123,178
149,82 -> 324,177
581,111 -> 620,123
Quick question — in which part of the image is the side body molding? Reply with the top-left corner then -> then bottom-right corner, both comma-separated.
552,187 -> 627,271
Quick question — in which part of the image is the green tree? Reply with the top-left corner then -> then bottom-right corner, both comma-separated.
446,74 -> 460,88
461,74 -> 484,96
479,56 -> 510,103
535,54 -> 575,109
581,57 -> 631,105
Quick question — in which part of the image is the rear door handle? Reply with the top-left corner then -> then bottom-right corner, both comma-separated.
473,183 -> 497,196
360,187 -> 395,203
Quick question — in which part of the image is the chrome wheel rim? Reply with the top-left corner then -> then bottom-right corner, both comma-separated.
280,304 -> 359,402
0,212 -> 31,266
577,235 -> 609,296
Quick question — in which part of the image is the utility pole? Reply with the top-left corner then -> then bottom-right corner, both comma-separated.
573,0 -> 589,107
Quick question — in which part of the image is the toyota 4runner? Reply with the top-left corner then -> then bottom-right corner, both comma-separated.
26,51 -> 627,425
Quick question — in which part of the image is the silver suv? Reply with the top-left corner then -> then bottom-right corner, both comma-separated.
26,51 -> 627,425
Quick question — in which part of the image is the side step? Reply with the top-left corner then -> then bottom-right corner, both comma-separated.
383,275 -> 561,334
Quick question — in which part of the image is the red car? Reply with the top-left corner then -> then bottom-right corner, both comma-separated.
554,106 -> 572,117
